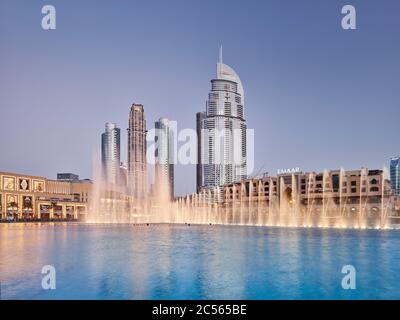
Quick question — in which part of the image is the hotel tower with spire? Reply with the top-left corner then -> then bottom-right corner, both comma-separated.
197,48 -> 247,191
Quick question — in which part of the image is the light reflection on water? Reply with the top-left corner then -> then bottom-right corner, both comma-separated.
0,223 -> 400,299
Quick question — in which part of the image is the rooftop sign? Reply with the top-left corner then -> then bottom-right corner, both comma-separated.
277,167 -> 301,175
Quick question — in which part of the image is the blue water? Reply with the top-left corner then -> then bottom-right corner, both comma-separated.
1,223 -> 400,299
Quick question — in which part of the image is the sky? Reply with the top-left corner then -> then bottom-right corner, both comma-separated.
0,0 -> 399,196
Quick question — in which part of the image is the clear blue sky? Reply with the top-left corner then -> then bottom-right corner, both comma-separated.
1,0 -> 399,196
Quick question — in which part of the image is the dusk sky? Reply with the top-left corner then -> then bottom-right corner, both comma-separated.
1,0 -> 399,196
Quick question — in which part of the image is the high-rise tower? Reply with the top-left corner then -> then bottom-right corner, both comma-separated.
154,118 -> 175,200
197,48 -> 247,190
196,111 -> 206,192
390,157 -> 400,195
101,122 -> 121,184
128,104 -> 147,198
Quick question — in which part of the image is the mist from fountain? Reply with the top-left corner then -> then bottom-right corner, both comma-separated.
87,163 -> 398,230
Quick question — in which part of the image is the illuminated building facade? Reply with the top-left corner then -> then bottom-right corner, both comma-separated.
0,171 -> 91,221
197,48 -> 247,190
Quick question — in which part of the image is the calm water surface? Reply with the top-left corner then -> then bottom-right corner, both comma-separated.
0,223 -> 399,299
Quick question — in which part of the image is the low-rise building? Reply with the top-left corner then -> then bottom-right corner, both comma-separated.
222,168 -> 394,218
0,171 -> 92,221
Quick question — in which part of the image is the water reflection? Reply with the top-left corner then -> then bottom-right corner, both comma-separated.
0,223 -> 399,299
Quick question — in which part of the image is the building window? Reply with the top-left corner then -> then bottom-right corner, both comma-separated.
370,179 -> 378,185
332,175 -> 339,191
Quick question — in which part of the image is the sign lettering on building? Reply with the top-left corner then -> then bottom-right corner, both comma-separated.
277,167 -> 301,175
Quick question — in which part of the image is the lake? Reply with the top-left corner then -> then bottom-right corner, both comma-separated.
0,223 -> 399,299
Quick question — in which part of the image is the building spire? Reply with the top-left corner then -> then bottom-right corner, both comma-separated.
219,45 -> 223,64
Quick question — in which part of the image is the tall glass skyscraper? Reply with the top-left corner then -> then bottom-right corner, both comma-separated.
197,48 -> 247,191
154,118 -> 175,200
101,122 -> 121,184
196,111 -> 206,192
128,104 -> 147,198
390,157 -> 400,195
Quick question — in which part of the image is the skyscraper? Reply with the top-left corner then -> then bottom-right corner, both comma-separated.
196,111 -> 206,192
101,122 -> 121,184
154,118 -> 175,200
197,48 -> 247,190
390,157 -> 400,195
128,104 -> 147,198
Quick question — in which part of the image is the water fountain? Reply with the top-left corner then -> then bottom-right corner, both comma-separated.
87,164 -> 398,229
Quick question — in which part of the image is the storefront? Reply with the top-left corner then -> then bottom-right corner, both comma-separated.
1,171 -> 89,222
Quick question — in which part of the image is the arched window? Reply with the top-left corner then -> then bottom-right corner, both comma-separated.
370,178 -> 378,185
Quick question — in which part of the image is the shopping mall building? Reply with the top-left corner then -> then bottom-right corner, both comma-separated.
0,171 -> 92,221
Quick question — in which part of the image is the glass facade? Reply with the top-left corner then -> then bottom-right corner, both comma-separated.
390,157 -> 400,195
154,118 -> 175,200
101,122 -> 121,184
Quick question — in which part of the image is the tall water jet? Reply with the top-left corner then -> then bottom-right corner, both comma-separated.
321,169 -> 330,227
279,176 -> 286,227
289,173 -> 297,227
338,168 -> 347,228
305,172 -> 315,227
267,178 -> 276,226
88,160 -> 395,230
380,166 -> 390,229
359,168 -> 368,228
